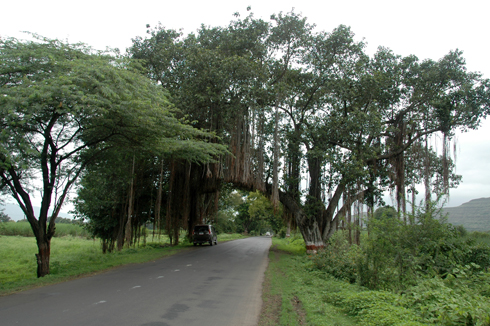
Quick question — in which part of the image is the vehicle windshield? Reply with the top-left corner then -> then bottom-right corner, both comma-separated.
194,226 -> 209,232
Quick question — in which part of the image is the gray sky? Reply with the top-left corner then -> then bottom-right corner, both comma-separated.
1,0 -> 489,208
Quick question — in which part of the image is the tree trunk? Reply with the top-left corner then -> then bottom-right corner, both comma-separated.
424,136 -> 431,211
35,237 -> 51,278
124,154 -> 136,247
298,218 -> 325,254
301,153 -> 326,253
154,158 -> 164,238
272,105 -> 280,207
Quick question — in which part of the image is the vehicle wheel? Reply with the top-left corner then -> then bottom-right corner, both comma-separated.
199,243 -> 202,246
209,240 -> 213,246
215,239 -> 218,245
193,243 -> 197,246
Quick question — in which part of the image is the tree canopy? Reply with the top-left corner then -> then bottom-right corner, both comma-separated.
127,10 -> 490,252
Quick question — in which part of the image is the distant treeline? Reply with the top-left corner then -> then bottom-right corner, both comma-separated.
0,221 -> 90,238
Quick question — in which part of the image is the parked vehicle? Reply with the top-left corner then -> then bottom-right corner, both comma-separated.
192,225 -> 218,246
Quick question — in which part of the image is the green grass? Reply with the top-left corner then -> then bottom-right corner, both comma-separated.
259,237 -> 357,326
0,221 -> 91,237
0,232 -> 247,295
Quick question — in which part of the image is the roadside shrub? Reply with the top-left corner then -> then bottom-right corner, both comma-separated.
462,243 -> 490,269
313,231 -> 360,283
401,273 -> 490,325
355,206 -> 490,291
357,216 -> 419,291
277,227 -> 287,238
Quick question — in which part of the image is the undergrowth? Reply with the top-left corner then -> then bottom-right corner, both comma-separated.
310,207 -> 490,325
266,224 -> 490,325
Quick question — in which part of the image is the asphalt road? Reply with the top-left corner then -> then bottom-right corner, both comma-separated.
0,236 -> 272,326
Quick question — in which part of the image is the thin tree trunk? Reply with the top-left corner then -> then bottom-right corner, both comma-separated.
272,105 -> 280,208
347,191 -> 352,245
286,219 -> 291,238
124,154 -> 136,247
154,158 -> 164,239
424,137 -> 431,211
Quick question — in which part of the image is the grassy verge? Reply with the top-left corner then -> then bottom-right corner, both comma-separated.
261,236 -> 490,326
0,232 -> 247,296
258,237 -> 357,326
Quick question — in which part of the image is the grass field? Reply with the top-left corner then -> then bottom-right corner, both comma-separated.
0,221 -> 91,237
0,232 -> 247,295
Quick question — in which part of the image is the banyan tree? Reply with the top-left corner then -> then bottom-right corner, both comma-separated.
125,10 -> 490,252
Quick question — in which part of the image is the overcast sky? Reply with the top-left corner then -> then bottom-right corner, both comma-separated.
1,0 -> 489,208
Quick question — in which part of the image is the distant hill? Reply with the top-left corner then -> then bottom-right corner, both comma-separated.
0,203 -> 74,221
442,197 -> 490,231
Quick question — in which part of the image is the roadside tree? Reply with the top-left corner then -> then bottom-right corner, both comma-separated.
0,36 -> 225,276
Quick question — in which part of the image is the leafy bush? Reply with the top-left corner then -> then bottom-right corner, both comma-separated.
313,231 -> 360,283
462,243 -> 490,269
401,271 -> 490,325
354,208 -> 490,291
277,227 -> 287,238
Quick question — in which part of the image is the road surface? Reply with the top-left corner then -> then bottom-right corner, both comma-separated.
0,236 -> 271,326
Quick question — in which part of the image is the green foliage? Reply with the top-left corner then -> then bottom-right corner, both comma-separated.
214,211 -> 238,234
351,207 -> 490,291
312,231 -> 360,283
126,10 -> 490,256
311,206 -> 490,325
56,217 -> 77,224
225,190 -> 285,235
373,206 -> 398,220
0,34 -> 226,230
247,191 -> 284,234
401,271 -> 490,325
